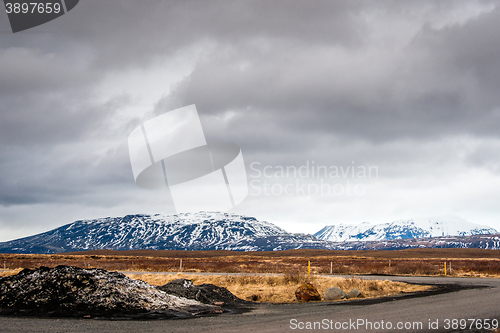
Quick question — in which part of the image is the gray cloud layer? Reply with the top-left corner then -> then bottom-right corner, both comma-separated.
1,0 -> 500,240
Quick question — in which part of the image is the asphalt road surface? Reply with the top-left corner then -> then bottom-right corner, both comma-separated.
0,275 -> 499,333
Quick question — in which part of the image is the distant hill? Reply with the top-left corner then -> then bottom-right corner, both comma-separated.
314,216 -> 497,242
329,233 -> 500,251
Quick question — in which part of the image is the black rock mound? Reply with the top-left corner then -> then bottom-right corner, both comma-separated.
0,266 -> 215,319
157,279 -> 249,306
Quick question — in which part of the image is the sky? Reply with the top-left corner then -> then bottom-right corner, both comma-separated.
1,0 -> 500,242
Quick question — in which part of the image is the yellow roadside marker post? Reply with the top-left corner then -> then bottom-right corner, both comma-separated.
444,262 -> 447,276
308,261 -> 311,275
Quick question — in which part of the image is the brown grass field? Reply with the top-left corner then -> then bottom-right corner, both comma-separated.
125,273 -> 430,303
0,248 -> 499,277
0,268 -> 429,303
3,248 -> 496,304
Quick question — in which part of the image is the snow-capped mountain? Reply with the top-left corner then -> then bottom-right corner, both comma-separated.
0,213 -> 498,254
314,216 -> 497,242
0,212 -> 329,253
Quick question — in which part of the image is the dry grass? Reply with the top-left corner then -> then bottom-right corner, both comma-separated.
0,269 -> 22,277
1,249 -> 499,277
0,268 -> 428,304
125,273 -> 430,303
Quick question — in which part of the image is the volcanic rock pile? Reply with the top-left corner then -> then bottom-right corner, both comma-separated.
0,266 -> 215,318
157,278 -> 249,306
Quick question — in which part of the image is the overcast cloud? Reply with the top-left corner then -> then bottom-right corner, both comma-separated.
1,0 -> 500,241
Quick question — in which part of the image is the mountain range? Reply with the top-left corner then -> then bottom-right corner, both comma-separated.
0,212 -> 498,254
313,216 -> 497,242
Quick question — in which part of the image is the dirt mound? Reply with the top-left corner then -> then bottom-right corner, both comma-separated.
0,266 -> 215,319
157,279 -> 249,305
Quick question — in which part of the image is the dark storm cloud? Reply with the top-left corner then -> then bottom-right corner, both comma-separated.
6,0 -> 497,149
165,4 -> 500,143
0,139 -> 133,206
408,8 -> 500,132
51,0 -> 366,69
0,0 -> 365,145
0,89 -> 134,146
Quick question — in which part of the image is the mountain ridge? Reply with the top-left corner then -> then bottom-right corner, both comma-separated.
0,212 -> 498,253
313,216 -> 497,242
0,212 -> 290,253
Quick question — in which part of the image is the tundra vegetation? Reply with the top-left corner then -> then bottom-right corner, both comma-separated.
1,249 -> 499,277
126,273 -> 429,303
5,248 -> 498,303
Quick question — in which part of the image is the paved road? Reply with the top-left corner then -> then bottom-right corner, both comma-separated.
1,275 -> 499,333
